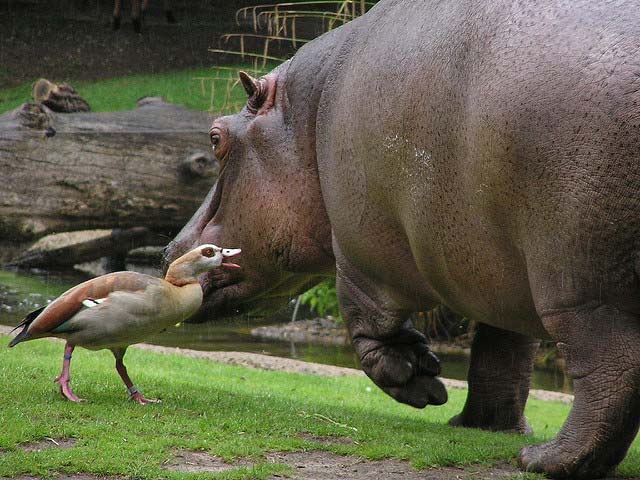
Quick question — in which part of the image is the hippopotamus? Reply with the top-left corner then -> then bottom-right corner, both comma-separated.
163,0 -> 640,477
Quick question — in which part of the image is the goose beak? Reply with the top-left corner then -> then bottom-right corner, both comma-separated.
221,248 -> 242,270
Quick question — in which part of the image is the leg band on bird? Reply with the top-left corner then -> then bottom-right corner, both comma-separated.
55,343 -> 84,402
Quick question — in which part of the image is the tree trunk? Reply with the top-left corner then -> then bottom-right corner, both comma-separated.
0,97 -> 218,248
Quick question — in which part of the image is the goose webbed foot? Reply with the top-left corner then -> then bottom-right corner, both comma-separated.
129,388 -> 161,405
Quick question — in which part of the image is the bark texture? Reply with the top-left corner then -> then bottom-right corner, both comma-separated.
0,98 -> 218,245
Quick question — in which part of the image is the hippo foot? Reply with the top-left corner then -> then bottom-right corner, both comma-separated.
354,333 -> 448,408
448,412 -> 532,435
381,373 -> 447,408
519,439 -> 615,479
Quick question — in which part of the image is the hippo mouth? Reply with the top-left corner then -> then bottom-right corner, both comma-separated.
190,274 -> 250,322
192,270 -> 321,323
193,269 -> 277,321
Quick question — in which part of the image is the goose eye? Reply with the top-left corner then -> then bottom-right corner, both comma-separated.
201,247 -> 215,258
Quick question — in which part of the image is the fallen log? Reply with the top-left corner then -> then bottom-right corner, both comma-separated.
6,227 -> 159,269
0,97 -> 218,247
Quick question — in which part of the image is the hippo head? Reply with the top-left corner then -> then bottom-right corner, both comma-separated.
163,65 -> 334,321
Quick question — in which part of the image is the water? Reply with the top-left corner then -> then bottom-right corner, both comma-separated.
0,269 -> 572,393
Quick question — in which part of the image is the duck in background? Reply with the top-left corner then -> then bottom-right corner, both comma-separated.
8,244 -> 241,404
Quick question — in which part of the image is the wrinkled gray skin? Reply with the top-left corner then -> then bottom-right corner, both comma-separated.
164,1 -> 640,477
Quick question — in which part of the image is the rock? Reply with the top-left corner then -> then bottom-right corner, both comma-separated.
251,317 -> 350,346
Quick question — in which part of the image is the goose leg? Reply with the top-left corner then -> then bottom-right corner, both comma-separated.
112,348 -> 160,405
55,343 -> 85,402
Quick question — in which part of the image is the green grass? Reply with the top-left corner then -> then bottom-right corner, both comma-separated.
0,66 -> 276,115
1,335 -> 639,478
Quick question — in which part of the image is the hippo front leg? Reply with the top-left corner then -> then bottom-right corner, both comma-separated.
336,264 -> 447,408
449,323 -> 539,434
519,304 -> 640,479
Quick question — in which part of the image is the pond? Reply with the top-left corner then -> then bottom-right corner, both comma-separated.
0,269 -> 572,394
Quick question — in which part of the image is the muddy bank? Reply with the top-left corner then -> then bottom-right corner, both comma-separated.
252,317 -> 350,347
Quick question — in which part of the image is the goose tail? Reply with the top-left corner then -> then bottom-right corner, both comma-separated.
8,306 -> 45,347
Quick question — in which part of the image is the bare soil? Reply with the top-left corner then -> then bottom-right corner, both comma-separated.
162,450 -> 255,473
11,476 -> 119,480
162,448 -> 526,479
18,437 -> 77,452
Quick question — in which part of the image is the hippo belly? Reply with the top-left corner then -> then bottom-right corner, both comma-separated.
316,0 -> 640,338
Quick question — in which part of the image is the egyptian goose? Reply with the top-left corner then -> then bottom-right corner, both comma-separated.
8,244 -> 241,404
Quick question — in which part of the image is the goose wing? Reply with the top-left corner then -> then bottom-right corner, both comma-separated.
25,271 -> 163,337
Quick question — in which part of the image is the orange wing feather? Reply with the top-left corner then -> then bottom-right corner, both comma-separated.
27,271 -> 162,336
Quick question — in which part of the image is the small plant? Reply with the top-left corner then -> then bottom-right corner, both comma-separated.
300,277 -> 340,319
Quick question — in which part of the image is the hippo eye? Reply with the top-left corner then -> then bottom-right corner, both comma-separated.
210,133 -> 220,150
208,126 -> 229,163
201,247 -> 215,258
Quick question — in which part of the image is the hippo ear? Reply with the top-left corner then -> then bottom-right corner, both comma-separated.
238,71 -> 259,97
238,71 -> 275,114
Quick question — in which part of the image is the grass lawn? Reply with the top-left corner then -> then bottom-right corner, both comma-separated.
0,66 -> 276,115
1,334 -> 640,479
